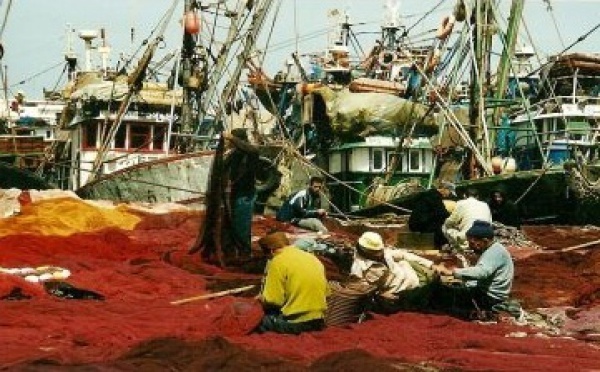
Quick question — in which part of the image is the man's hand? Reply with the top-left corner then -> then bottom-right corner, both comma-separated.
317,209 -> 327,217
433,263 -> 454,277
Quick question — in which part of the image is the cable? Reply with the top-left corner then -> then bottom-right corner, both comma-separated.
10,61 -> 65,89
526,20 -> 600,78
406,0 -> 445,34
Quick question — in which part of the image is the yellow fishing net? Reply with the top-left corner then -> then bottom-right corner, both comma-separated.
0,198 -> 141,236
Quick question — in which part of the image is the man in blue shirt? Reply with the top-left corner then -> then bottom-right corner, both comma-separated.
276,176 -> 328,233
433,220 -> 515,320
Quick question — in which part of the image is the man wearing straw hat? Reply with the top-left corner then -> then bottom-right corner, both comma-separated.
255,231 -> 328,334
350,231 -> 437,313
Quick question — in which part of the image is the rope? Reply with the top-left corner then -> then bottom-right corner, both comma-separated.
406,0 -> 446,34
10,61 -> 64,89
525,20 -> 600,78
514,167 -> 549,205
0,0 -> 12,40
543,0 -> 566,49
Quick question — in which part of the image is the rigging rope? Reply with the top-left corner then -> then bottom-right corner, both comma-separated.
542,0 -> 566,49
526,20 -> 600,78
10,61 -> 64,89
0,0 -> 12,40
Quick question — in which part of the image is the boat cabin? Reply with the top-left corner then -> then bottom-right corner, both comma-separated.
327,135 -> 433,211
510,53 -> 600,170
68,111 -> 174,189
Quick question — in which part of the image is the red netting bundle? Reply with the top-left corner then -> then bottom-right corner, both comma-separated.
2,195 -> 600,370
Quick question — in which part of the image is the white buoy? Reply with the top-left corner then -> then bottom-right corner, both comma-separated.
491,156 -> 504,174
24,275 -> 40,283
39,273 -> 54,281
502,157 -> 517,173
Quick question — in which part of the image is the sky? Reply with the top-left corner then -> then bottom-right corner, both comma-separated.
1,0 -> 599,100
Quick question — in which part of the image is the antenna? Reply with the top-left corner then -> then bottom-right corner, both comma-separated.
64,24 -> 78,80
98,28 -> 111,74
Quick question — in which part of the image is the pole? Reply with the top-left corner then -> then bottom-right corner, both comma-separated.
170,284 -> 256,305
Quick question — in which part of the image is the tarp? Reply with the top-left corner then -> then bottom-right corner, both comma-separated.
314,88 -> 438,137
69,76 -> 183,106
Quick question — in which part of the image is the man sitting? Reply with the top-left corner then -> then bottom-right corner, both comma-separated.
443,188 -> 492,251
349,231 -> 437,314
276,176 -> 328,233
433,220 -> 516,320
255,231 -> 328,334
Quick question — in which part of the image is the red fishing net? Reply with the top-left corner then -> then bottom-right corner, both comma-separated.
1,195 -> 600,370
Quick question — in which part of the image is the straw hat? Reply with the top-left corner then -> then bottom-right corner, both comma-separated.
357,231 -> 384,251
258,231 -> 290,251
439,180 -> 457,196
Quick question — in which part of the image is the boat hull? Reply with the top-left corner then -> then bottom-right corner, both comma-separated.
351,169 -> 588,224
76,152 -> 214,205
0,161 -> 54,190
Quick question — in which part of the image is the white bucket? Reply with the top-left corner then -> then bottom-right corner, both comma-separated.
491,156 -> 504,174
502,157 -> 517,173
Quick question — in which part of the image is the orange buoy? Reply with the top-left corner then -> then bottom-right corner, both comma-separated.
184,11 -> 201,35
436,15 -> 455,40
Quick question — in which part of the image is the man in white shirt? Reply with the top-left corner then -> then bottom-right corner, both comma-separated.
349,231 -> 436,313
442,188 -> 492,251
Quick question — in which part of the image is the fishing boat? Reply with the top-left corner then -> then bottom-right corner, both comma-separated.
248,0 -> 600,224
0,91 -> 65,189
42,0 -> 282,205
351,2 -> 600,224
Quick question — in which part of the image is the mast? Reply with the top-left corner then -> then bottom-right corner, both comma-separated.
199,0 -> 275,147
177,0 -> 201,153
492,0 -> 525,125
468,0 -> 494,178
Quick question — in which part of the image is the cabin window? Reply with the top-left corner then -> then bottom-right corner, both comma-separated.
130,124 -> 150,150
329,152 -> 341,173
408,149 -> 422,172
153,126 -> 166,151
372,149 -> 384,171
346,150 -> 352,172
114,125 -> 127,149
46,130 -> 52,139
83,123 -> 97,148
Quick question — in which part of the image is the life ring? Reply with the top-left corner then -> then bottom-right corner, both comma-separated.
255,156 -> 282,194
436,15 -> 455,40
378,51 -> 395,70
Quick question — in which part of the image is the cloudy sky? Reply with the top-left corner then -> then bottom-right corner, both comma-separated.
2,0 -> 599,99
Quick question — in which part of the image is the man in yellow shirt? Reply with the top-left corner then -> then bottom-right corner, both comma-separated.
256,231 -> 328,334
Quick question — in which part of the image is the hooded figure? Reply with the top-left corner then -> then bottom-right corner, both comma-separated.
488,188 -> 521,229
408,181 -> 456,248
223,128 -> 260,257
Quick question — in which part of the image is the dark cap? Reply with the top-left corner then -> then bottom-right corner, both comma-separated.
466,220 -> 494,239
